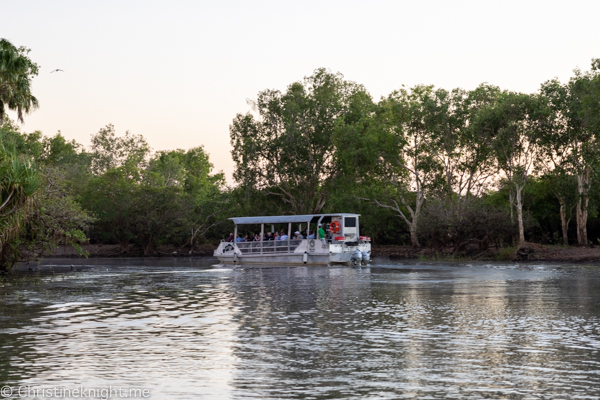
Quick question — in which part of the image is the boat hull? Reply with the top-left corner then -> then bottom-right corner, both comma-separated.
214,238 -> 368,266
217,253 -> 330,265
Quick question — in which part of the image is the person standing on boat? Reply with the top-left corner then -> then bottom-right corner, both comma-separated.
318,224 -> 326,239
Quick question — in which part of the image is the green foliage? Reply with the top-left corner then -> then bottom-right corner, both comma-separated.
80,135 -> 228,254
0,39 -> 39,123
230,68 -> 373,214
0,128 -> 40,269
20,166 -> 95,261
0,122 -> 92,271
90,124 -> 150,175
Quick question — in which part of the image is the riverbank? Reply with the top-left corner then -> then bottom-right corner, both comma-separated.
46,243 -> 217,258
41,242 -> 600,264
373,243 -> 600,263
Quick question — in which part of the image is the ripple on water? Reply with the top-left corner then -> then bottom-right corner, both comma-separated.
1,261 -> 600,399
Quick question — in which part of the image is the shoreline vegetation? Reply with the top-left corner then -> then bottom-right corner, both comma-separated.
3,38 -> 600,272
42,243 -> 600,264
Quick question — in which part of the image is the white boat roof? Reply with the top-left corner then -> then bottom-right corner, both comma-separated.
229,213 -> 360,225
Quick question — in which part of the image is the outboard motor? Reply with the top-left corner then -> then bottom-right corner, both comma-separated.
351,249 -> 362,265
361,251 -> 371,265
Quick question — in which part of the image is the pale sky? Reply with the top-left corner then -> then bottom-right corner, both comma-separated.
4,0 -> 600,181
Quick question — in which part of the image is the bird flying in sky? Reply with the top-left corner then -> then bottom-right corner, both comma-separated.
50,69 -> 64,73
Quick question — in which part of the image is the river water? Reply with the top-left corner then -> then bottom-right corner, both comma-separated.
1,258 -> 600,399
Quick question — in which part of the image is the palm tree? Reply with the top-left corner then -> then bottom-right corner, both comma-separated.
0,39 -> 39,123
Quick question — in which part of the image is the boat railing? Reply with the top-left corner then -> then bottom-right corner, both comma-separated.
236,239 -> 302,254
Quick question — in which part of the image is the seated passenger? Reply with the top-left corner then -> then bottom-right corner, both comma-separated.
227,233 -> 234,242
280,232 -> 289,240
308,233 -> 315,239
274,233 -> 281,240
235,234 -> 244,242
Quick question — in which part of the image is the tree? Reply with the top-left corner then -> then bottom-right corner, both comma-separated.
146,147 -> 227,253
368,85 -> 445,247
0,39 -> 39,123
82,126 -> 151,251
0,132 -> 39,270
81,127 -> 228,254
538,80 -> 580,245
89,124 -> 150,175
230,68 -> 372,215
81,164 -> 140,252
417,85 -> 499,197
567,60 -> 600,245
20,166 -> 94,262
474,92 -> 549,245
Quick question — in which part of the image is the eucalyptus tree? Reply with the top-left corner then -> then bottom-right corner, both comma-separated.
0,39 -> 39,123
369,85 -> 445,247
418,84 -> 500,197
566,60 -> 600,245
475,91 -> 549,245
230,68 -> 372,215
538,79 -> 580,245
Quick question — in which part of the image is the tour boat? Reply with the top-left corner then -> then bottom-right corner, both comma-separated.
214,213 -> 371,265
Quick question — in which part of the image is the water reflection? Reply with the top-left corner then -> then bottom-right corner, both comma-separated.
1,259 -> 600,399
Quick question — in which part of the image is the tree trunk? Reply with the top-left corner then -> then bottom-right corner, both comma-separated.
576,168 -> 590,246
557,195 -> 569,246
508,189 -> 515,224
409,191 -> 425,248
409,220 -> 419,247
516,184 -> 525,245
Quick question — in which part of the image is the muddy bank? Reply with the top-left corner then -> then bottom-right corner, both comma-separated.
373,243 -> 600,264
46,243 -> 217,258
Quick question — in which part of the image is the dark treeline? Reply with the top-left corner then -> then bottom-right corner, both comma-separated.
2,37 -> 600,271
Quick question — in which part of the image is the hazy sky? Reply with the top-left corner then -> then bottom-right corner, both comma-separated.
4,0 -> 600,181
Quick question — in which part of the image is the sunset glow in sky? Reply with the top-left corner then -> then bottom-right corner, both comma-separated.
4,0 -> 600,181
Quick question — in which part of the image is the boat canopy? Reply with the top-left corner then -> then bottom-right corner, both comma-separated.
229,213 -> 360,225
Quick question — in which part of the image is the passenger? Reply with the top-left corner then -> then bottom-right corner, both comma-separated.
294,231 -> 303,239
307,232 -> 315,239
265,232 -> 272,241
236,234 -> 244,242
274,232 -> 281,240
227,233 -> 234,242
318,224 -> 326,239
280,231 -> 289,241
